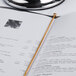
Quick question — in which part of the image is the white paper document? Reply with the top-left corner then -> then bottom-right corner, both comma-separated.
29,12 -> 76,76
0,8 -> 51,76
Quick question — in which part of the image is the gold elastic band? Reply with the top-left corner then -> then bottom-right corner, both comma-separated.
24,13 -> 56,76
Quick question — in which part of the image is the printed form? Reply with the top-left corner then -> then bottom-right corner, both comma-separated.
0,8 -> 51,76
29,13 -> 76,76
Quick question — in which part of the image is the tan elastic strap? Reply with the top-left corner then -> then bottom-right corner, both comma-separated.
24,13 -> 56,76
